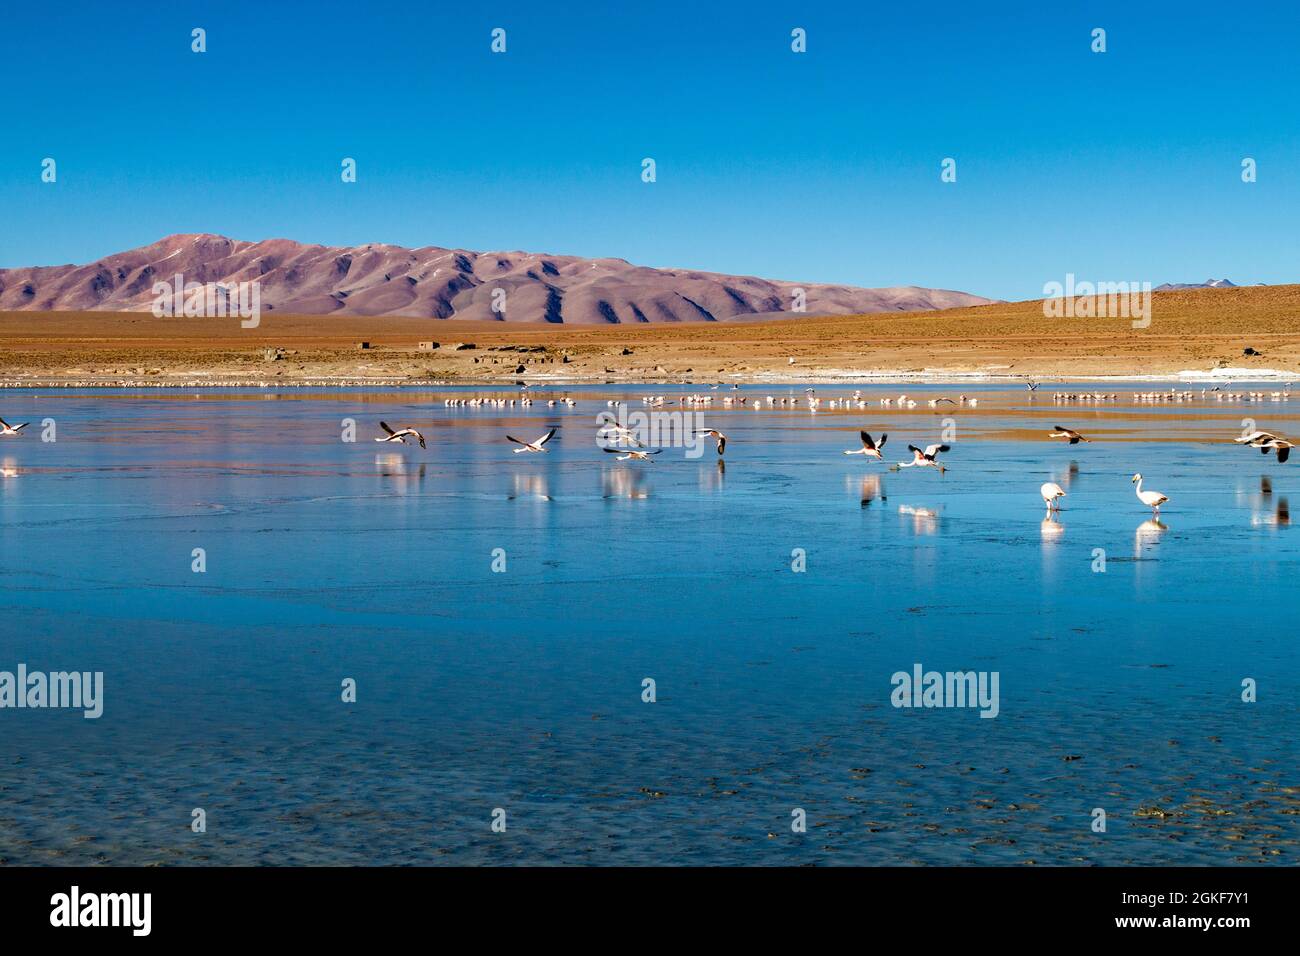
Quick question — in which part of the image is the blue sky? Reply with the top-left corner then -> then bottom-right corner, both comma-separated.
2,0 -> 1297,300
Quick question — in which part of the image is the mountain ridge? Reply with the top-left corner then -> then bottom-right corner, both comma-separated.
0,234 -> 994,323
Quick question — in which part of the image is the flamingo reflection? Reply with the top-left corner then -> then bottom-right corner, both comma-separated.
374,454 -> 426,493
602,467 -> 650,499
899,504 -> 939,534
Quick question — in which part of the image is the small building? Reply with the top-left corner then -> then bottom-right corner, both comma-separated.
356,342 -> 371,350
418,341 -> 440,351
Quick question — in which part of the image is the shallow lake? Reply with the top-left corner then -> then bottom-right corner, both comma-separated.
0,384 -> 1295,865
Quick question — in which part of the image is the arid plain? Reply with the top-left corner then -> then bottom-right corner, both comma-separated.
1,284 -> 1298,385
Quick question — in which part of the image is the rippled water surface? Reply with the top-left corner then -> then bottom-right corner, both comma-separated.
0,385 -> 1295,865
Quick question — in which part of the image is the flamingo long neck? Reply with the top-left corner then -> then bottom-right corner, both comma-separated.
1136,477 -> 1143,495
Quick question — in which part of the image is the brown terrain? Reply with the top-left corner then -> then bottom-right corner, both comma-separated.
0,233 -> 989,323
1,284 -> 1298,386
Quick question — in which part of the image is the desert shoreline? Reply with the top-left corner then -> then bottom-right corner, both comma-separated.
2,283 -> 1297,387
0,369 -> 1296,389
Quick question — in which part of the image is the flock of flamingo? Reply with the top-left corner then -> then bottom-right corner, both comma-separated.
352,383 -> 1300,520
3,385 -> 1292,519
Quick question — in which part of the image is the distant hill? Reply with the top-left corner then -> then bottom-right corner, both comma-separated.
0,234 -> 994,324
1154,278 -> 1239,291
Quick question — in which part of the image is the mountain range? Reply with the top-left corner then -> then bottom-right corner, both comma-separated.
0,234 -> 993,323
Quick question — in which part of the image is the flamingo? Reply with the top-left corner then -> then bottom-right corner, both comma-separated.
1132,474 -> 1169,515
1040,482 -> 1066,511
1236,430 -> 1293,463
603,447 -> 661,462
375,422 -> 425,448
900,444 -> 950,473
695,428 -> 727,455
508,428 -> 557,453
1048,426 -> 1090,445
599,423 -> 644,447
1256,437 -> 1295,463
845,431 -> 887,460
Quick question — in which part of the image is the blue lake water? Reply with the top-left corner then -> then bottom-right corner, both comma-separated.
0,384 -> 1295,865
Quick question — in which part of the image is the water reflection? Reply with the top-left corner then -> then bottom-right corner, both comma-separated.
602,467 -> 650,499
1040,513 -> 1065,540
1252,496 -> 1290,527
856,474 -> 886,508
699,459 -> 725,493
1135,518 -> 1168,554
510,474 -> 551,501
1250,476 -> 1290,527
374,454 -> 426,493
1053,460 -> 1080,491
898,504 -> 939,534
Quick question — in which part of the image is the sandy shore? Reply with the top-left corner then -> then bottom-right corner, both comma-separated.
2,284 -> 1298,386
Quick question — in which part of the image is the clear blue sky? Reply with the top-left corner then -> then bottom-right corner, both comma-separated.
2,0 -> 1297,300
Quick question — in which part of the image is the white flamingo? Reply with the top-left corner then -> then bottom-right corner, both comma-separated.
375,421 -> 425,448
844,431 -> 887,460
1040,482 -> 1066,511
508,428 -> 557,453
1132,474 -> 1169,515
1256,437 -> 1295,463
604,447 -> 661,462
1236,430 -> 1293,463
695,428 -> 727,455
599,423 -> 644,447
900,443 -> 950,473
